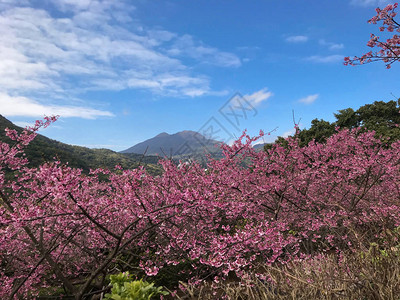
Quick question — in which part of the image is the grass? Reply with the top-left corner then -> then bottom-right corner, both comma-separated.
174,237 -> 400,299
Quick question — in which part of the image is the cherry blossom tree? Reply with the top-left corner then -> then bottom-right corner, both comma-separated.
344,3 -> 400,68
1,119 -> 400,299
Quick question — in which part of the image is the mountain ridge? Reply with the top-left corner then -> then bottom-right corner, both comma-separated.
121,130 -> 223,158
0,115 -> 162,175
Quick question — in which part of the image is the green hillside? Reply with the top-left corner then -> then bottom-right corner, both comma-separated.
0,115 -> 162,175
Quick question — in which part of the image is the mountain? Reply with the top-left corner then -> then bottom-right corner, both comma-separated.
121,130 -> 223,159
252,143 -> 267,151
0,115 -> 162,175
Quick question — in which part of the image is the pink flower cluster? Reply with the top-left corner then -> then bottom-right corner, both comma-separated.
1,119 -> 400,299
344,3 -> 400,68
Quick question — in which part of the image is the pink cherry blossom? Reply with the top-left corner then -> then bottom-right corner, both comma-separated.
344,3 -> 400,68
1,117 -> 400,299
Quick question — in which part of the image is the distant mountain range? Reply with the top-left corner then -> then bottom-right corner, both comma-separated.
0,115 -> 267,173
121,130 -> 224,159
0,115 -> 162,175
252,143 -> 266,150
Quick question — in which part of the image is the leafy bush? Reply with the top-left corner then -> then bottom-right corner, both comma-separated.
105,272 -> 168,300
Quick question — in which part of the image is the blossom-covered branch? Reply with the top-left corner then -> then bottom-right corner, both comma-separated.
1,118 -> 400,298
344,3 -> 400,68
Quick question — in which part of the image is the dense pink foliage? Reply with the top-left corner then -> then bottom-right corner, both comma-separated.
1,118 -> 400,299
344,3 -> 400,68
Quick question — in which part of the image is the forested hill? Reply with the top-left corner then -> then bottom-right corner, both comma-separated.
0,115 -> 162,175
121,130 -> 225,166
265,99 -> 400,151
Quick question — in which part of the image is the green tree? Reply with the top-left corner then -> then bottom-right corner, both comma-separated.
334,108 -> 358,129
354,100 -> 400,141
268,99 -> 400,148
297,119 -> 336,146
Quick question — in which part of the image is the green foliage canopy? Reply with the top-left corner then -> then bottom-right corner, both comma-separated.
267,99 -> 400,150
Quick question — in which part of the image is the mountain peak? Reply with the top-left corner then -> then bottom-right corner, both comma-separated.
175,130 -> 198,137
121,130 -> 223,157
155,132 -> 170,138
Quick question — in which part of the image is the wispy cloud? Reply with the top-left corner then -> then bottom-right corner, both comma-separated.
298,94 -> 319,105
167,35 -> 241,67
306,55 -> 344,63
0,0 -> 241,119
223,88 -> 273,117
319,39 -> 344,51
13,121 -> 36,128
236,46 -> 261,51
0,93 -> 114,119
350,0 -> 392,6
0,4 -> 204,95
244,88 -> 273,107
285,35 -> 309,43
282,128 -> 296,138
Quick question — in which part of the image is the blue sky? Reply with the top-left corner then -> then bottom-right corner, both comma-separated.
1,0 -> 400,151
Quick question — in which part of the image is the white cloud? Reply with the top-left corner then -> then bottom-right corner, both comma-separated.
0,93 -> 114,119
223,89 -> 273,115
282,128 -> 296,138
244,88 -> 273,107
285,35 -> 309,43
306,55 -> 344,63
350,0 -> 392,6
253,133 -> 276,144
319,39 -> 344,51
298,94 -> 319,105
236,46 -> 261,51
54,0 -> 92,12
167,35 -> 241,67
0,0 -> 240,118
328,44 -> 345,51
181,88 -> 208,97
13,121 -> 35,128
